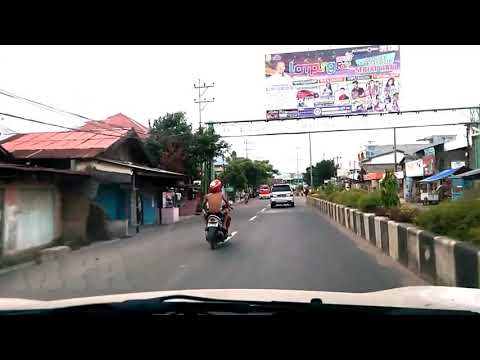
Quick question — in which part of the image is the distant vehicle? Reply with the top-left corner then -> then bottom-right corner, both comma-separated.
296,89 -> 319,100
259,185 -> 271,199
270,184 -> 294,208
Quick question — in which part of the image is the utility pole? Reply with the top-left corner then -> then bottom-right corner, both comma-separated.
393,127 -> 397,172
308,133 -> 313,187
193,79 -> 215,194
193,79 -> 215,130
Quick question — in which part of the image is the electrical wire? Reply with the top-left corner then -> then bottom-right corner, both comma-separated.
219,121 -> 479,138
206,105 -> 480,125
0,112 -> 124,138
0,87 -> 91,121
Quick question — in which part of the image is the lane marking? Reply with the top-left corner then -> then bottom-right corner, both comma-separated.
224,231 -> 238,242
261,208 -> 266,212
249,215 -> 257,221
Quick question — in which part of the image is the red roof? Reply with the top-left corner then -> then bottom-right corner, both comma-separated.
364,172 -> 384,181
1,129 -> 128,159
103,113 -> 149,138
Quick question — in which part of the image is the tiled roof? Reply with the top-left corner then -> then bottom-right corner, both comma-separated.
1,129 -> 128,159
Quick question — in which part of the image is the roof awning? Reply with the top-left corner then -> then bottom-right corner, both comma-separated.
452,168 -> 480,179
419,167 -> 467,183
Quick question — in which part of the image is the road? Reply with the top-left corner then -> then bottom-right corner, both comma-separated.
0,197 -> 425,300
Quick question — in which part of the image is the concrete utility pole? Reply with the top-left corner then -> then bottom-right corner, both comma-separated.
194,79 -> 215,130
393,127 -> 397,172
308,133 -> 313,187
193,79 -> 215,193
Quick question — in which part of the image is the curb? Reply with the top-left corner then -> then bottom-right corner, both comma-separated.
0,261 -> 36,277
307,196 -> 480,288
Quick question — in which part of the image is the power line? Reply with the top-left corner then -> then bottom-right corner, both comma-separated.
206,105 -> 480,125
0,88 -> 91,121
219,121 -> 479,138
0,112 -> 124,138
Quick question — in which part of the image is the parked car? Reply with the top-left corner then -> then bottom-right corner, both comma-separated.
296,89 -> 319,100
270,184 -> 295,208
258,185 -> 271,199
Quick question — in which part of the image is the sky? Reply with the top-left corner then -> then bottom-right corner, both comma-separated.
0,45 -> 479,174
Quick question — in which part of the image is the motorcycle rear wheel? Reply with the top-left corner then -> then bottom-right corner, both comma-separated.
207,227 -> 217,250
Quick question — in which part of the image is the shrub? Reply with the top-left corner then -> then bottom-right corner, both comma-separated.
332,189 -> 366,208
414,197 -> 480,244
357,191 -> 382,212
388,205 -> 420,223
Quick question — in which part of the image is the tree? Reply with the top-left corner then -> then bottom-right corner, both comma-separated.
145,112 -> 229,179
303,160 -> 336,187
220,157 -> 278,192
381,170 -> 400,207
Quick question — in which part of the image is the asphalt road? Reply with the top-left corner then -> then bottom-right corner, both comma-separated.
0,197 -> 425,300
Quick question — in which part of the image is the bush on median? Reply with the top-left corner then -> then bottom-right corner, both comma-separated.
414,192 -> 480,245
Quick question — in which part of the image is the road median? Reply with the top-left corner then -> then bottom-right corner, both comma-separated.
307,196 -> 480,288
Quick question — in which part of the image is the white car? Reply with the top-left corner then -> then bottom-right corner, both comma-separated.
270,184 -> 295,208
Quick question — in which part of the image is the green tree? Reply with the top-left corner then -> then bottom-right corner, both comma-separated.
380,170 -> 400,208
220,157 -> 278,191
303,160 -> 336,187
145,112 -> 229,179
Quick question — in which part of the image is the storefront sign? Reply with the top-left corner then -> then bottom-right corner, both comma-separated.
405,159 -> 424,177
451,160 -> 465,169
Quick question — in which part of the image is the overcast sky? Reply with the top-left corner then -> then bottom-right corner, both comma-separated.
0,45 -> 478,174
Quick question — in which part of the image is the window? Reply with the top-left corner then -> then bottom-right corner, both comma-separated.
272,185 -> 292,192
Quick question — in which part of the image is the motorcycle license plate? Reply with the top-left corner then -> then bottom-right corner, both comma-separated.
208,223 -> 219,227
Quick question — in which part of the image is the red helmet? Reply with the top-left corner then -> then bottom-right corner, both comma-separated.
209,179 -> 222,193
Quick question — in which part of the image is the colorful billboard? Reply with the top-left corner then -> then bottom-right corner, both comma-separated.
265,46 -> 400,118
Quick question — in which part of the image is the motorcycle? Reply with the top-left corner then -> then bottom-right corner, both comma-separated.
203,202 -> 233,250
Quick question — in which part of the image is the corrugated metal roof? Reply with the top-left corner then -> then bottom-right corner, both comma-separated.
97,157 -> 184,177
1,129 -> 128,159
0,162 -> 90,176
104,113 -> 149,138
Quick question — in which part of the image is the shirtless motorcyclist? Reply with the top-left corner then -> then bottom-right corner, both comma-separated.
202,179 -> 232,235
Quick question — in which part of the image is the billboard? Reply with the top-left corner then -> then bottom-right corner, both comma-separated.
423,155 -> 436,176
265,45 -> 400,118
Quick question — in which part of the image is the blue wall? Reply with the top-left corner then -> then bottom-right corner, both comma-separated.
142,192 -> 156,225
95,184 -> 130,221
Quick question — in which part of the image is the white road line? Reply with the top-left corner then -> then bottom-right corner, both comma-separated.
261,208 -> 266,212
249,215 -> 257,221
224,231 -> 238,242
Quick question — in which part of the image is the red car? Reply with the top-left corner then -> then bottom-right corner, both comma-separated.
297,89 -> 319,100
258,185 -> 271,199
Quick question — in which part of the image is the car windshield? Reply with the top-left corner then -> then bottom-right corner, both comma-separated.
0,45 -> 479,313
272,185 -> 291,192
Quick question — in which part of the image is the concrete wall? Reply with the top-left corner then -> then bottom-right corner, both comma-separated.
307,196 -> 480,288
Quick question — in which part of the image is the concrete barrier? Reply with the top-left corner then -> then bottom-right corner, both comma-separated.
397,223 -> 410,267
374,217 -> 385,249
454,241 -> 480,288
344,208 -> 350,230
305,196 -> 480,288
432,236 -> 456,286
388,221 -> 399,261
363,213 -> 375,243
418,231 -> 437,283
407,226 -> 422,275
378,217 -> 390,254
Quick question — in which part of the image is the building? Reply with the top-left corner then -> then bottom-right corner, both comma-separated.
0,124 -> 184,243
0,157 -> 91,255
